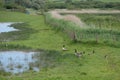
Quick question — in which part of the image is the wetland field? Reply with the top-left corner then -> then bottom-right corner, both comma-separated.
0,10 -> 120,80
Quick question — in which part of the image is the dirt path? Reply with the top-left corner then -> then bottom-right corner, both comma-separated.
54,9 -> 120,14
49,11 -> 86,27
49,9 -> 120,27
63,14 -> 85,27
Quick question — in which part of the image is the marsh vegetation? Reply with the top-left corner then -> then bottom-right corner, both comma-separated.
45,12 -> 120,47
0,0 -> 120,80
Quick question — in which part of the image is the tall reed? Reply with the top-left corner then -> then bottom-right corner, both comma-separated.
45,13 -> 120,46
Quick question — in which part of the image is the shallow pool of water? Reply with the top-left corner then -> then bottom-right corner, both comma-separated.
0,51 -> 40,74
0,23 -> 18,33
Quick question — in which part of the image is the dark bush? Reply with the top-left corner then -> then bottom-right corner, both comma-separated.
4,3 -> 26,12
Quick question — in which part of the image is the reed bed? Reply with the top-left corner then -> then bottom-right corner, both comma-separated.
45,13 -> 120,47
77,14 -> 120,31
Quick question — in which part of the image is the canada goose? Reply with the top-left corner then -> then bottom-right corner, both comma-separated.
88,53 -> 90,55
92,50 -> 95,54
62,45 -> 68,51
74,49 -> 82,58
83,51 -> 85,54
104,55 -> 108,59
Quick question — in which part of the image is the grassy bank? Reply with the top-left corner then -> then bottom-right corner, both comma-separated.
0,11 -> 120,80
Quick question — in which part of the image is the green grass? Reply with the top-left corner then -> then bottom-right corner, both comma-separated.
0,11 -> 65,50
0,11 -> 120,80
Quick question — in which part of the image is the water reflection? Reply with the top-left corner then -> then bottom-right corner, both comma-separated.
0,23 -> 18,33
0,51 -> 40,74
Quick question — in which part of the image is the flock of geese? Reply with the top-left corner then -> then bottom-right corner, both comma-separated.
62,45 -> 95,58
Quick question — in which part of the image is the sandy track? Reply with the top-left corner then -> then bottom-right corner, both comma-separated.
54,9 -> 120,14
63,14 -> 85,27
49,11 -> 86,27
49,9 -> 120,27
